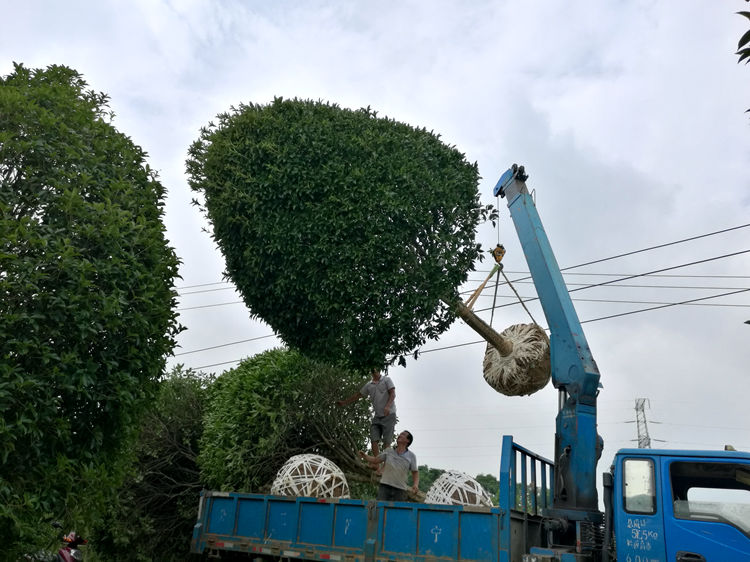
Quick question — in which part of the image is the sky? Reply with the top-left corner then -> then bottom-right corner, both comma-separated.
4,1 -> 749,493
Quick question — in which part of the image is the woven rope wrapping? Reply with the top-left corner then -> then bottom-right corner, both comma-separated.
270,454 -> 350,498
424,470 -> 494,507
483,323 -> 550,396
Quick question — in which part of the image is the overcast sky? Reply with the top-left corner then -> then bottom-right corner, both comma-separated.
4,1 -> 749,488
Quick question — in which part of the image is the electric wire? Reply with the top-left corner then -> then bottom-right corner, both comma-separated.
174,225 -> 749,368
174,222 -> 750,295
497,222 -> 750,283
175,272 -> 750,297
179,286 -> 749,364
174,334 -> 278,356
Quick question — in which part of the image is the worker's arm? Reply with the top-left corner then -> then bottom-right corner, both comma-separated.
359,450 -> 383,466
410,470 -> 419,494
336,392 -> 362,407
383,387 -> 395,415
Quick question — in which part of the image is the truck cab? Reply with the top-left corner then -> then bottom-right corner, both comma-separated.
611,448 -> 750,561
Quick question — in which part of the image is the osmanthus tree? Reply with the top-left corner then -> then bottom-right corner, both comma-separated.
0,64 -> 181,549
187,98 -> 495,371
199,348 -> 372,492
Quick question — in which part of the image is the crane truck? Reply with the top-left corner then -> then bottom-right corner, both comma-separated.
191,165 -> 750,561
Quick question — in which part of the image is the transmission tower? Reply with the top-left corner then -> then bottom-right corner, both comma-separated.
634,398 -> 652,448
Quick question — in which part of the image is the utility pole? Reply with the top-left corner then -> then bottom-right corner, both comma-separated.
635,398 -> 652,449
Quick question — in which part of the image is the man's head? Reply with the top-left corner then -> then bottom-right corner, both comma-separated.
398,430 -> 413,447
371,369 -> 382,381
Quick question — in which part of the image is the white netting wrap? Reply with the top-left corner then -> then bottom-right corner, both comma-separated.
270,454 -> 350,498
483,323 -> 550,396
424,470 -> 494,507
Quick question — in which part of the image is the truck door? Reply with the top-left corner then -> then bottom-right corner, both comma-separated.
663,457 -> 750,561
615,456 -> 668,561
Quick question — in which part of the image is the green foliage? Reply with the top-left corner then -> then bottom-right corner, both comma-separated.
187,98 -> 494,370
199,348 -> 371,492
737,9 -> 750,65
474,473 -> 500,506
92,367 -> 209,562
417,465 -> 446,493
0,63 -> 181,550
348,480 -> 379,500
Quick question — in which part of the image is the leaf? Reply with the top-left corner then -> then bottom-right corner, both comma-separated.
738,28 -> 750,50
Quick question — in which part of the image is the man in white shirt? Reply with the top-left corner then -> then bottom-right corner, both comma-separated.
359,430 -> 418,501
337,370 -> 396,458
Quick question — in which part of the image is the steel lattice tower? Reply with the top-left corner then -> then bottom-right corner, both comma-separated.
634,398 -> 652,449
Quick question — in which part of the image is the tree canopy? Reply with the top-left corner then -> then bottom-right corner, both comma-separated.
0,63 -> 181,546
187,98 -> 493,370
199,348 -> 372,492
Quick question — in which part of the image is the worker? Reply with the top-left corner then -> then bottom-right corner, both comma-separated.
359,430 -> 419,501
336,369 -> 396,460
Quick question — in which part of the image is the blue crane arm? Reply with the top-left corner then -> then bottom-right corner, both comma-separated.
495,165 -> 603,518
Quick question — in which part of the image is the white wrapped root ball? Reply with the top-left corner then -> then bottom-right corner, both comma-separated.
425,470 -> 494,507
483,323 -> 550,396
270,454 -> 350,498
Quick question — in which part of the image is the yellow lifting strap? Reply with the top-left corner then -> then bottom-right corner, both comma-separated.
464,245 -> 505,310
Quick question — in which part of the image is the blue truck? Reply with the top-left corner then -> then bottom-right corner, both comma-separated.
191,166 -> 750,561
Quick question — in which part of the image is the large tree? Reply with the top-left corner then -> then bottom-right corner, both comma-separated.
199,348 -> 372,492
187,98 -> 494,370
0,64 -> 181,547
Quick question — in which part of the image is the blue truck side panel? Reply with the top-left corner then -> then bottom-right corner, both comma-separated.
192,437 -> 555,561
193,494 -> 506,561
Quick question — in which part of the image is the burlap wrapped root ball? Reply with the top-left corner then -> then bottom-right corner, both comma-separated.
270,454 -> 350,498
424,470 -> 494,507
483,323 -> 550,396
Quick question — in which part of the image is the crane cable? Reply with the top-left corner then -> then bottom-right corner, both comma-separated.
488,198 -> 538,327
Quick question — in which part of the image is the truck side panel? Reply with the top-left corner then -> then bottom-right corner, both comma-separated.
194,492 -> 506,561
191,438 -> 555,561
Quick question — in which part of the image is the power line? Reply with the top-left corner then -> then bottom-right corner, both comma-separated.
178,301 -> 244,311
174,334 -> 278,356
173,237 -> 749,367
176,272 -> 750,297
473,271 -> 750,279
420,287 -> 750,355
466,281 -> 750,291
177,284 -> 749,364
176,281 -> 231,290
178,269 -> 750,312
581,288 -> 750,323
176,285 -> 749,362
495,222 -> 750,283
479,295 -> 750,308
174,281 -> 750,357
490,249 -> 750,311
174,222 -> 750,294
179,286 -> 237,296
193,358 -> 244,370
567,250 -> 750,293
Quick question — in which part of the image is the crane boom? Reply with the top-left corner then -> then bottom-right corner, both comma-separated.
495,165 -> 602,521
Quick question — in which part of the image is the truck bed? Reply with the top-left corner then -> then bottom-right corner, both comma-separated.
191,437 -> 553,561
